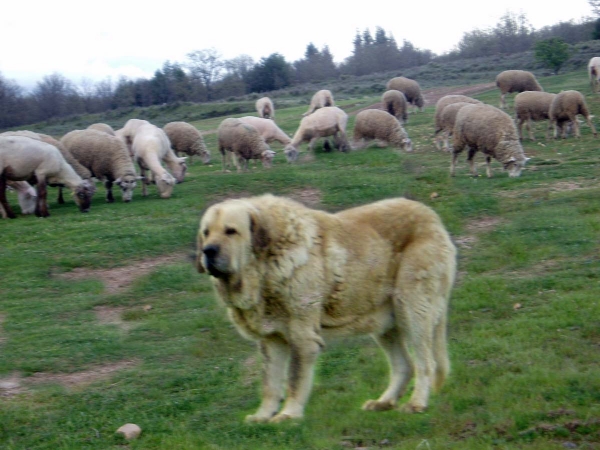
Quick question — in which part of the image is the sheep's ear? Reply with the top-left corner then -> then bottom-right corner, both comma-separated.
115,177 -> 122,185
525,156 -> 532,161
507,156 -> 516,162
136,176 -> 144,180
249,210 -> 270,251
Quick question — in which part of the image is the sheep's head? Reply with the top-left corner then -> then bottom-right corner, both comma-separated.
156,173 -> 175,198
115,174 -> 139,202
504,156 -> 529,178
170,157 -> 188,183
403,138 -> 413,152
284,145 -> 298,163
73,179 -> 96,212
261,150 -> 276,168
17,187 -> 37,215
200,148 -> 211,165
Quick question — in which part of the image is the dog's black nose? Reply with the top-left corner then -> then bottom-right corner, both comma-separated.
203,244 -> 220,259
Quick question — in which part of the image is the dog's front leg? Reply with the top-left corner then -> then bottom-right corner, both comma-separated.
270,320 -> 324,423
245,335 -> 290,423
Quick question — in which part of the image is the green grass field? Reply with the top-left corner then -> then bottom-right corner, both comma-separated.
1,69 -> 599,449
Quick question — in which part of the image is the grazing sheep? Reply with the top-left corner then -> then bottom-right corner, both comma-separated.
381,90 -> 408,123
588,57 -> 600,93
1,130 -> 93,205
284,106 -> 350,159
385,77 -> 424,112
302,89 -> 335,116
433,95 -> 482,150
514,91 -> 557,141
163,121 -> 211,164
217,118 -> 276,172
87,123 -> 116,135
549,90 -> 597,139
352,109 -> 412,151
436,102 -> 479,152
0,135 -> 95,217
1,181 -> 37,218
61,129 -> 140,203
132,124 -> 185,198
452,104 -> 528,178
237,116 -> 292,146
115,119 -> 152,157
255,97 -> 275,119
495,70 -> 543,109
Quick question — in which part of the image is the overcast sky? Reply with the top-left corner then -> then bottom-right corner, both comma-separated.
0,0 -> 594,90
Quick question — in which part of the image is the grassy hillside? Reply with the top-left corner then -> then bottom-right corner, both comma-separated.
0,68 -> 599,449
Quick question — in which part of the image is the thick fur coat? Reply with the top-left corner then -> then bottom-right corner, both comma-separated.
196,194 -> 456,423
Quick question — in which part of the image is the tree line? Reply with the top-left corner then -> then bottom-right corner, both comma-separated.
0,14 -> 598,129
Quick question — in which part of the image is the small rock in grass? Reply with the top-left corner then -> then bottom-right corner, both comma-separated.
116,423 -> 142,440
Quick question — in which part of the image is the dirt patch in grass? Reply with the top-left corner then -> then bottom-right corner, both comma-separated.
499,180 -> 597,198
455,216 -> 503,249
288,187 -> 322,207
58,253 -> 187,295
94,305 -> 137,332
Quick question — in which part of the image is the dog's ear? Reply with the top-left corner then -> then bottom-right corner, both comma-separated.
195,228 -> 206,273
249,210 -> 270,251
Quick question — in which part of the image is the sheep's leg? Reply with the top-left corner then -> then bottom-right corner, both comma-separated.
0,175 -> 17,219
308,138 -> 318,152
57,186 -> 65,204
526,116 -> 536,141
450,151 -> 459,177
545,120 -> 553,140
572,115 -> 581,138
467,148 -> 478,177
105,180 -> 114,203
443,132 -> 451,152
500,93 -> 506,109
584,115 -> 597,137
34,177 -> 49,218
139,164 -> 148,197
485,156 -> 493,178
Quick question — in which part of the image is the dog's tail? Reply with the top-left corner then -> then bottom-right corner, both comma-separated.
432,313 -> 450,391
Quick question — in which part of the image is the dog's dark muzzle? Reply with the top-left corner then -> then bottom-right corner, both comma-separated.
203,244 -> 228,278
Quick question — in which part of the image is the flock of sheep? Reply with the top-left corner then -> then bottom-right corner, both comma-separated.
1,62 -> 598,219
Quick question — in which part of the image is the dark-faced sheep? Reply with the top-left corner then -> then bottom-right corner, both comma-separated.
514,91 -> 557,141
549,90 -> 597,139
385,77 -> 424,113
452,104 -> 528,178
381,90 -> 408,124
495,70 -> 543,109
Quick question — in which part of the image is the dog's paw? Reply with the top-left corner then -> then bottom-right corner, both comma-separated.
362,399 -> 396,411
268,413 -> 302,423
399,402 -> 427,413
244,414 -> 271,424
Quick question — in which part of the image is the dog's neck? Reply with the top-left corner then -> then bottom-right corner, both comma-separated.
213,264 -> 263,310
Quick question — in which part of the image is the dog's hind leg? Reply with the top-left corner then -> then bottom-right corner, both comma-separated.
245,336 -> 290,423
362,328 -> 413,411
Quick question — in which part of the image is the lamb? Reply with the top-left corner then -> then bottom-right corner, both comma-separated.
352,109 -> 412,151
0,135 -> 95,217
163,121 -> 211,164
61,129 -> 140,202
433,94 -> 482,150
302,89 -> 335,116
217,118 -> 276,172
1,130 -> 93,205
385,77 -> 424,112
255,97 -> 275,119
588,57 -> 600,93
495,70 -> 543,109
1,181 -> 37,218
132,124 -> 185,198
436,102 -> 480,152
87,123 -> 116,135
237,116 -> 292,146
451,103 -> 529,178
549,90 -> 597,139
284,106 -> 350,159
514,91 -> 557,141
381,89 -> 408,123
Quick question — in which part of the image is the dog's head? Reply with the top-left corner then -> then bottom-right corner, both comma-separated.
196,199 -> 269,279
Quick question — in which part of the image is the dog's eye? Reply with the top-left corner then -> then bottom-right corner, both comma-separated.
225,227 -> 237,236
203,229 -> 209,237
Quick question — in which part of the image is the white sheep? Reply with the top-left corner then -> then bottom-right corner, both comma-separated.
385,77 -> 424,112
302,89 -> 335,116
87,123 -> 116,135
0,135 -> 96,217
115,119 -> 151,157
217,118 -> 276,172
1,180 -> 37,218
255,97 -> 275,119
588,57 -> 600,93
452,103 -> 529,178
433,94 -> 482,150
132,124 -> 185,198
61,129 -> 140,202
381,89 -> 408,124
284,106 -> 350,159
513,91 -> 557,141
549,90 -> 597,139
163,121 -> 211,164
237,116 -> 292,146
436,102 -> 479,152
495,70 -> 543,109
352,109 -> 412,151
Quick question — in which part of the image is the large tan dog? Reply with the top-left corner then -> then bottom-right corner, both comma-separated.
196,194 -> 456,423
